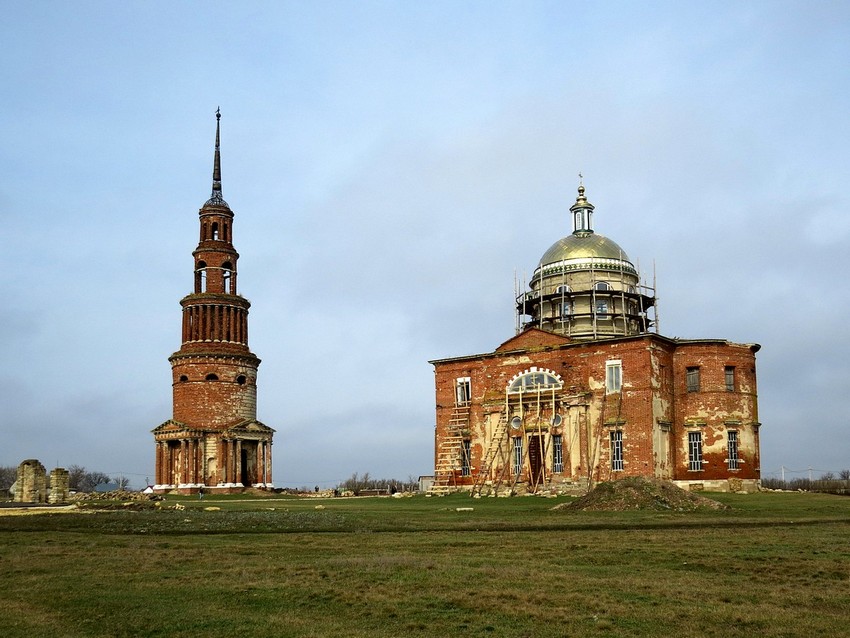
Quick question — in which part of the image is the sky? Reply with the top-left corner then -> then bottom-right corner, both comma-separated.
2,1 -> 849,488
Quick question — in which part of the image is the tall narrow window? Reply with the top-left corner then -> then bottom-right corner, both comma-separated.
512,437 -> 523,476
725,366 -> 735,392
552,434 -> 564,473
610,431 -> 624,471
222,262 -> 233,294
562,301 -> 571,317
196,261 -> 207,293
461,439 -> 471,477
688,431 -> 703,471
212,222 -> 220,240
455,377 -> 471,405
686,367 -> 700,393
727,431 -> 739,470
606,360 -> 622,393
596,299 -> 608,318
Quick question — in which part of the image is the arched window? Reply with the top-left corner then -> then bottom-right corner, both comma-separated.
211,222 -> 220,240
555,285 -> 570,294
196,261 -> 207,293
222,261 -> 233,294
594,281 -> 611,291
236,375 -> 247,385
205,373 -> 219,381
179,375 -> 189,382
507,369 -> 563,393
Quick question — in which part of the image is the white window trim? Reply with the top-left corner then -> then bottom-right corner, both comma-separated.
606,360 -> 622,393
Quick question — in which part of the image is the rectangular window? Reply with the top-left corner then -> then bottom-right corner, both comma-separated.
552,434 -> 564,473
606,360 -> 622,393
725,366 -> 735,392
688,431 -> 703,471
596,299 -> 608,318
455,377 -> 471,405
461,439 -> 471,477
727,431 -> 739,470
512,437 -> 523,476
686,367 -> 700,393
610,431 -> 624,471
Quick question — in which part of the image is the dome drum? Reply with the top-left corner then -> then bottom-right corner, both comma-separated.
516,184 -> 657,341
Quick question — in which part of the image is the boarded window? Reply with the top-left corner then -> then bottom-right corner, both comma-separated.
725,366 -> 735,392
686,367 -> 700,393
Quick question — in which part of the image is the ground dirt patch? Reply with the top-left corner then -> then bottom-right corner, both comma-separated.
553,476 -> 728,512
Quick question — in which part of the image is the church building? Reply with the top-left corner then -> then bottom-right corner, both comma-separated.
430,184 -> 761,495
153,112 -> 274,494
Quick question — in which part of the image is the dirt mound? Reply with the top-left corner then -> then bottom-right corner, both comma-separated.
553,476 -> 728,512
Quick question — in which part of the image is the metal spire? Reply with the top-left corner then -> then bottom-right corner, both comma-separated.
205,107 -> 229,208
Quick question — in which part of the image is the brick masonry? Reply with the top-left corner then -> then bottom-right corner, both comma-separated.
152,114 -> 274,494
432,330 -> 760,493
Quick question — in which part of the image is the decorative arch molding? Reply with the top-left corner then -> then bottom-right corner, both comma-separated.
507,367 -> 563,393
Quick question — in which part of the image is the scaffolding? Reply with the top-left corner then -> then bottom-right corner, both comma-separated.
471,384 -> 562,497
515,254 -> 657,340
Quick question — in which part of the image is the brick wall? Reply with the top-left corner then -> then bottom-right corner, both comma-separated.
432,332 -> 759,490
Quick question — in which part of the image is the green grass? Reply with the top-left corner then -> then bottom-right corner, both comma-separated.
1,492 -> 848,637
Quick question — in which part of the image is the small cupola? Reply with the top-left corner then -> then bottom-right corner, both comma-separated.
570,183 -> 594,235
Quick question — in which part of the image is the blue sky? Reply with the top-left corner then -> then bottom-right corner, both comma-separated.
2,1 -> 848,488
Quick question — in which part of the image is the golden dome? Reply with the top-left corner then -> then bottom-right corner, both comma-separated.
539,232 -> 631,265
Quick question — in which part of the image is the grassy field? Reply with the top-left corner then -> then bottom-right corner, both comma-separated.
0,491 -> 848,637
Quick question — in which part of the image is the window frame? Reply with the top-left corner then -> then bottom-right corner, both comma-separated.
610,430 -> 624,471
512,437 -> 523,476
606,360 -> 622,393
552,434 -> 564,473
686,366 -> 700,393
455,377 -> 471,405
725,366 -> 735,392
595,299 -> 609,318
688,431 -> 703,471
727,430 -> 739,470
461,439 -> 472,477
507,370 -> 562,394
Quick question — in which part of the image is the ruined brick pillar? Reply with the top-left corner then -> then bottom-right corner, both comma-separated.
14,459 -> 47,503
49,468 -> 70,504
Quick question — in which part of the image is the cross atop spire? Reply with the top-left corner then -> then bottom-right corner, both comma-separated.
205,108 -> 229,209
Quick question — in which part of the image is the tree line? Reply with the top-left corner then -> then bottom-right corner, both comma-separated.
761,469 -> 850,493
335,472 -> 419,494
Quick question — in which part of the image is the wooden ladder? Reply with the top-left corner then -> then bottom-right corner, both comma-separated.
428,403 -> 470,495
470,410 -> 511,497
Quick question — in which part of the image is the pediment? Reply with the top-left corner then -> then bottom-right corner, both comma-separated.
495,328 -> 570,352
151,419 -> 188,434
224,419 -> 276,435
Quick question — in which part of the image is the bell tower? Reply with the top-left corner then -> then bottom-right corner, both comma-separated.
153,110 -> 274,494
